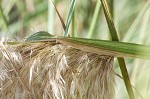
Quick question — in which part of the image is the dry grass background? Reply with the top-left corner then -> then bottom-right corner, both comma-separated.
0,41 -> 114,99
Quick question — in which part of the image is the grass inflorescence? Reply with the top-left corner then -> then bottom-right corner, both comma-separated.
0,40 -> 114,99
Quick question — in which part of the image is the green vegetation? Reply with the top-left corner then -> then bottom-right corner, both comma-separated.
1,0 -> 150,99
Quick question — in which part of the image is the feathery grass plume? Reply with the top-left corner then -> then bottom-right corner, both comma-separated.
0,40 -> 114,99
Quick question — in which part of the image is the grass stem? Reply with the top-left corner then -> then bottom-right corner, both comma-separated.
87,0 -> 101,38
0,4 -> 8,30
100,0 -> 135,99
71,6 -> 75,37
64,0 -> 76,36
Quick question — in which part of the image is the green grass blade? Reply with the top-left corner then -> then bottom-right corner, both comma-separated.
108,0 -> 114,17
100,0 -> 135,98
87,0 -> 101,38
71,6 -> 76,37
25,31 -> 56,41
0,5 -> 8,30
100,0 -> 119,41
122,0 -> 150,42
25,32 -> 150,59
64,0 -> 76,36
57,37 -> 150,59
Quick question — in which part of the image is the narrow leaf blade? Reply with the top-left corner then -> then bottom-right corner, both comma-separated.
57,37 -> 150,59
100,0 -> 135,98
64,0 -> 76,36
25,31 -> 56,41
49,0 -> 66,31
25,32 -> 150,59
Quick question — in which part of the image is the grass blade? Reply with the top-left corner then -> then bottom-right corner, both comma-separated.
100,0 -> 135,99
25,31 -> 56,41
87,0 -> 101,38
64,0 -> 76,36
0,5 -> 8,30
49,0 -> 66,31
123,0 -> 150,42
57,37 -> 150,59
25,31 -> 150,59
100,0 -> 119,41
71,6 -> 76,37
108,0 -> 114,17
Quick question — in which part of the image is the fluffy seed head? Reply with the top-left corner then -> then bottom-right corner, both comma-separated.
0,41 -> 114,99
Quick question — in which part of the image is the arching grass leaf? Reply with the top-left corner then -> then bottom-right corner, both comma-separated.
25,32 -> 150,59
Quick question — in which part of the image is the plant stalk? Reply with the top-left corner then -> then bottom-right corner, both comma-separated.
87,0 -> 101,38
71,6 -> 76,37
0,4 -> 8,30
99,0 -> 135,99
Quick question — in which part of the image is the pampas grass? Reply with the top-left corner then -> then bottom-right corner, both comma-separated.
0,41 -> 114,99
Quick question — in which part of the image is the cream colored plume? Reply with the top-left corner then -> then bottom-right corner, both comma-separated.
0,41 -> 114,99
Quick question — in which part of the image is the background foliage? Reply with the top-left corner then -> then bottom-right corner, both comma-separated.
0,0 -> 150,98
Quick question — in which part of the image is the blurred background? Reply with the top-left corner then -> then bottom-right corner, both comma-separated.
0,0 -> 150,98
